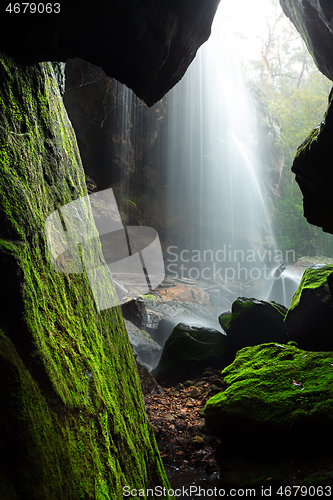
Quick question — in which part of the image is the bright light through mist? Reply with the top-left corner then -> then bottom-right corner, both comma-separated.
214,0 -> 289,62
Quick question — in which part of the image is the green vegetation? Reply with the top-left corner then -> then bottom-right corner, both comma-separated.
0,51 -> 172,499
269,76 -> 333,257
204,342 -> 333,459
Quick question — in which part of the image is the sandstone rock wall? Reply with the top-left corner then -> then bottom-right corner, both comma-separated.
0,51 -> 171,499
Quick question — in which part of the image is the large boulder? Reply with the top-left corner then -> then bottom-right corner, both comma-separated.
153,323 -> 227,386
204,343 -> 333,462
0,0 -> 220,106
285,265 -> 333,350
219,297 -> 288,361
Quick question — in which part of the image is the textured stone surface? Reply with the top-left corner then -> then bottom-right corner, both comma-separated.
279,0 -> 333,234
124,319 -> 162,366
0,0 -> 220,106
0,51 -> 171,499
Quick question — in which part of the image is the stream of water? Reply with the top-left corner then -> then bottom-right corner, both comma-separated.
160,3 -> 277,298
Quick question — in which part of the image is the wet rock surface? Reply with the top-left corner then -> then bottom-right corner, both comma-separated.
121,297 -> 148,329
64,59 -> 166,190
134,351 -> 163,396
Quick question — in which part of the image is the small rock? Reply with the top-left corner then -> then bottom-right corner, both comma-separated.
188,387 -> 201,398
174,383 -> 184,391
213,379 -> 225,388
209,384 -> 220,393
146,309 -> 163,329
184,380 -> 194,387
164,413 -> 175,421
170,390 -> 180,396
191,435 -> 205,447
205,459 -> 219,473
202,371 -> 212,378
195,381 -> 206,387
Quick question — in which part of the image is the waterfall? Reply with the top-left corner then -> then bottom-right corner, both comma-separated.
160,5 -> 277,305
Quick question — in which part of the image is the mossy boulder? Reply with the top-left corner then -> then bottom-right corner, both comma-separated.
285,265 -> 333,350
219,297 -> 288,362
152,323 -> 227,386
204,342 -> 333,461
0,52 -> 172,499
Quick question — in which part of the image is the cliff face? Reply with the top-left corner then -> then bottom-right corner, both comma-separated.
0,52 -> 171,499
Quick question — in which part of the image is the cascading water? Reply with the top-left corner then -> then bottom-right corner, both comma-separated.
159,4 -> 279,308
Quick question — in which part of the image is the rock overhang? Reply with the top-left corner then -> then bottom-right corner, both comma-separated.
0,0 -> 220,106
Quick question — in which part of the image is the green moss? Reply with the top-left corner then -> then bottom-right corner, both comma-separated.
288,265 -> 333,312
204,342 -> 333,458
0,51 -> 173,499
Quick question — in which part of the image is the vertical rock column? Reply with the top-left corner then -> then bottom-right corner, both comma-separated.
0,52 -> 172,499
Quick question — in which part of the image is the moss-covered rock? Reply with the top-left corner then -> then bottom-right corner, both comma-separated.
285,265 -> 333,350
204,342 -> 333,461
0,51 -> 172,499
290,88 -> 333,234
153,323 -> 227,386
219,297 -> 288,362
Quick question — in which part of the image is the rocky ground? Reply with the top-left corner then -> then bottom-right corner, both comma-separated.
144,368 -> 225,472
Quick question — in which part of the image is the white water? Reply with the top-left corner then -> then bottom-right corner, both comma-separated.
162,4 -> 277,298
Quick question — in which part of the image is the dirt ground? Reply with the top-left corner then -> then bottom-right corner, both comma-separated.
144,369 -> 224,472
